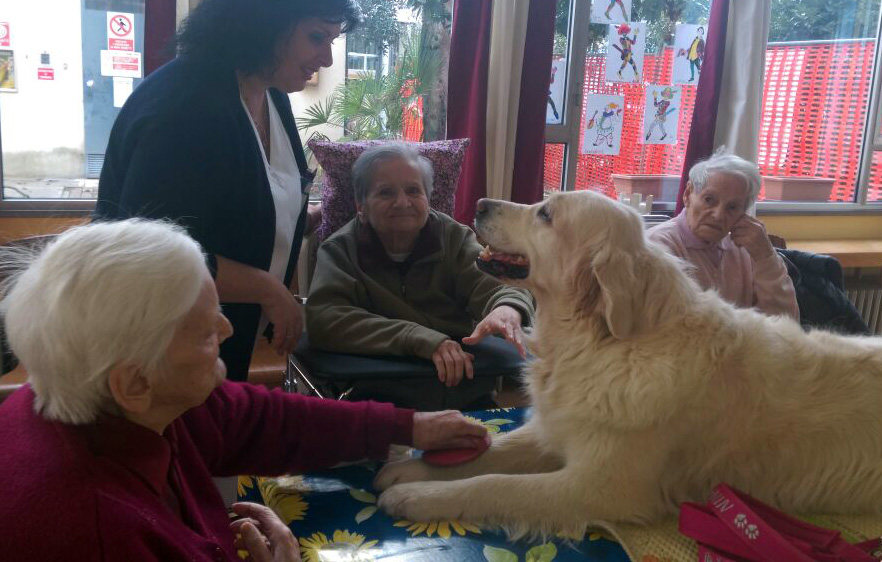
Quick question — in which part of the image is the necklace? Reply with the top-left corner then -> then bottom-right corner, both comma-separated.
239,83 -> 271,156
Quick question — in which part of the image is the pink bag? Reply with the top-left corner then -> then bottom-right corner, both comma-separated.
679,484 -> 882,561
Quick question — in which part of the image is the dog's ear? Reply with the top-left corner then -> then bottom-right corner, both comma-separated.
594,252 -> 640,339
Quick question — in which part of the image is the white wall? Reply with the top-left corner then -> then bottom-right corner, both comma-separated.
0,0 -> 85,176
289,38 -> 347,142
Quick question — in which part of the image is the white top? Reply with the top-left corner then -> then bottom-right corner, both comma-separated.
241,93 -> 303,341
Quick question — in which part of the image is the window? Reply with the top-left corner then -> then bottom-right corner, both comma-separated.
545,0 -> 882,211
1,1 -> 453,210
345,33 -> 384,77
295,2 -> 451,159
1,0 -> 145,211
545,0 -> 710,207
759,0 -> 882,204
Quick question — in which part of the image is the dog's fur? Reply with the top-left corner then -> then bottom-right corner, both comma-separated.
374,191 -> 882,538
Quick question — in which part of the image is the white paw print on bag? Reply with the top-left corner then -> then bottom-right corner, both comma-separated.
745,524 -> 759,540
733,514 -> 760,540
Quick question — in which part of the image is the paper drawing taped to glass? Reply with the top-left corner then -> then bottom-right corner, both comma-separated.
606,22 -> 645,83
591,0 -> 632,24
0,49 -> 16,92
582,94 -> 625,155
673,24 -> 705,85
546,57 -> 567,125
643,86 -> 681,145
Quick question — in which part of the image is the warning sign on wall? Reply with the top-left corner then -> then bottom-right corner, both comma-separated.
37,67 -> 54,80
100,50 -> 142,78
0,22 -> 10,47
106,12 -> 135,52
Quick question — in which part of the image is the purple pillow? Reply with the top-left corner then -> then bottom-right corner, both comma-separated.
309,138 -> 470,242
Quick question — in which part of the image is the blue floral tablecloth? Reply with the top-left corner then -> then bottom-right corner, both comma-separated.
238,408 -> 630,561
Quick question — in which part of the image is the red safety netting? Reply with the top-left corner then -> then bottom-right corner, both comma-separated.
544,40 -> 882,203
546,47 -> 696,197
759,40 -> 876,202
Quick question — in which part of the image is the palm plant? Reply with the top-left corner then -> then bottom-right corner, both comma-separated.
297,28 -> 439,143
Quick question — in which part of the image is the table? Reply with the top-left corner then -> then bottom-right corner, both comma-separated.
786,239 -> 882,269
238,408 -> 630,561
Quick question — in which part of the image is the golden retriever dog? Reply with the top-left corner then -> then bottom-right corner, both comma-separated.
374,190 -> 882,539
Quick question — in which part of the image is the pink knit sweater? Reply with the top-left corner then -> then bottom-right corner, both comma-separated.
646,212 -> 799,319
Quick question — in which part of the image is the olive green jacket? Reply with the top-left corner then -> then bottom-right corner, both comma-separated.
306,211 -> 534,359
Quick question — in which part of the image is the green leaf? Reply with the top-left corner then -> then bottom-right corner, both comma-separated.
482,545 -> 519,562
483,419 -> 515,426
526,542 -> 558,562
355,505 -> 378,523
348,488 -> 377,503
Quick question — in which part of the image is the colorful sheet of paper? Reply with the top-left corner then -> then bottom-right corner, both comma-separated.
606,22 -> 645,83
591,0 -> 632,24
582,94 -> 626,155
673,24 -> 706,85
642,85 -> 681,145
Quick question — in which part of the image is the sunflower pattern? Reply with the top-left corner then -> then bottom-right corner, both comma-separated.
394,518 -> 483,539
484,542 -> 557,561
257,476 -> 310,524
236,408 -> 629,562
299,529 -> 378,562
465,415 -> 516,434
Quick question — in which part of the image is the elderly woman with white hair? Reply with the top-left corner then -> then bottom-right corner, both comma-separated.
647,152 -> 798,319
0,219 -> 487,561
306,142 -> 535,411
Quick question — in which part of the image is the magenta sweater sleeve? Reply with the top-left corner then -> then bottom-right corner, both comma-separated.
181,382 -> 415,477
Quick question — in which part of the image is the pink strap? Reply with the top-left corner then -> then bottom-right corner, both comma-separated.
710,484 -> 878,562
680,484 -> 881,561
679,502 -> 760,560
706,484 -> 816,561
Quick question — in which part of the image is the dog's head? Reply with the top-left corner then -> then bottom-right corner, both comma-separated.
474,191 -> 653,339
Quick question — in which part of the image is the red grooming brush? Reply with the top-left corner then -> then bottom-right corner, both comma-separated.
421,434 -> 492,467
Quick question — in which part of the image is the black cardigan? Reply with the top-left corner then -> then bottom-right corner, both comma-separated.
95,56 -> 313,380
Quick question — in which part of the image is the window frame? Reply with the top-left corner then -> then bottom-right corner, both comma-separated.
544,0 -> 882,215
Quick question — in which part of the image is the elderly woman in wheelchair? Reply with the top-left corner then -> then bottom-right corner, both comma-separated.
306,142 -> 534,411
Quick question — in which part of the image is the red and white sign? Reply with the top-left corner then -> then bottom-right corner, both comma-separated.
37,67 -> 54,80
0,22 -> 10,47
100,50 -> 142,78
106,12 -> 135,52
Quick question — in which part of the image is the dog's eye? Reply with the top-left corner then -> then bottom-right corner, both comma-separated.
537,205 -> 552,223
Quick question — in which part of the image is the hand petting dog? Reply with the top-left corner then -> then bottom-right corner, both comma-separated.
463,305 -> 526,357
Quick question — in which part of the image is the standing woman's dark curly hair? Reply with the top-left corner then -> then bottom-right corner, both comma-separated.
177,0 -> 361,77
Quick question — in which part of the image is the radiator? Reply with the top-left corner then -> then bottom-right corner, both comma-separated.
845,272 -> 882,334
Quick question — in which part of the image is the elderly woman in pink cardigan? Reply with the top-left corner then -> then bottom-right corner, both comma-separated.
647,152 -> 798,319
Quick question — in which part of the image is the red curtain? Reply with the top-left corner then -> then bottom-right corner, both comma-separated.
144,0 -> 177,76
674,0 -> 731,214
448,0 -> 494,224
511,0 -> 557,206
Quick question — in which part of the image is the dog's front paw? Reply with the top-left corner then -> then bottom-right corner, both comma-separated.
377,482 -> 462,522
374,458 -> 436,491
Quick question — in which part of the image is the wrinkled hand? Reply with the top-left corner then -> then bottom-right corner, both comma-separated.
431,340 -> 474,387
229,502 -> 300,562
462,305 -> 526,358
730,214 -> 774,261
262,281 -> 304,356
412,410 -> 488,451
